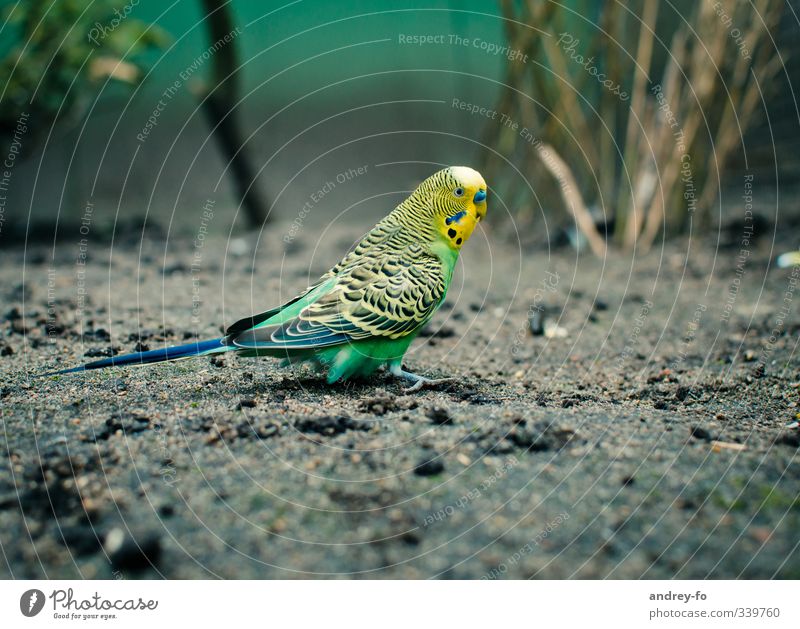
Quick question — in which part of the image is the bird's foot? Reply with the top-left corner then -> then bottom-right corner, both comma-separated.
391,367 -> 453,393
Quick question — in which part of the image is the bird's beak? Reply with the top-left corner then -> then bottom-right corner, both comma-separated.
473,189 -> 487,222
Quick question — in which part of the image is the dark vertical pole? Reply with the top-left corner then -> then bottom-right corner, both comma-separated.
198,0 -> 269,227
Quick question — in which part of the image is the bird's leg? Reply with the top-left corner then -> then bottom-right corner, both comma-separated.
389,363 -> 454,393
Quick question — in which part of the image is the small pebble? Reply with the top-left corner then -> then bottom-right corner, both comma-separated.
690,426 -> 713,441
528,307 -> 545,336
426,406 -> 452,425
414,457 -> 444,476
106,529 -> 161,572
544,322 -> 568,338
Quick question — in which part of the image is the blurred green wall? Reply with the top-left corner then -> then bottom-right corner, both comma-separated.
3,0 -> 527,235
131,0 -> 509,108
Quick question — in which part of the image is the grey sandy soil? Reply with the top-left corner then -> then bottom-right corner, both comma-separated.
1,214 -> 799,579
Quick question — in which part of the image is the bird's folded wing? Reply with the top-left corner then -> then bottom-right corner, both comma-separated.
231,251 -> 446,349
224,283 -> 322,335
225,222 -> 404,337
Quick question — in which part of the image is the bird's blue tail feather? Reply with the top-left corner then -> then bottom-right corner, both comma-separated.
44,338 -> 228,376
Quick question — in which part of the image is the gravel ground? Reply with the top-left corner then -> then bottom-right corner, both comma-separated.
1,212 -> 799,579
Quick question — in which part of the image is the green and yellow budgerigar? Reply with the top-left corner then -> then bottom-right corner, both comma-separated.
50,166 -> 488,391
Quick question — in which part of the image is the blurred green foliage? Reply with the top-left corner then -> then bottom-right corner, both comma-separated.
0,0 -> 168,145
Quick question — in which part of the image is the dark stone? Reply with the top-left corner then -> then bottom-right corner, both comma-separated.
675,386 -> 690,401
4,307 -> 21,321
295,415 -> 370,437
414,457 -> 444,476
87,328 -> 111,342
510,421 -> 576,452
776,433 -> 800,448
83,415 -> 149,442
358,390 -> 396,415
10,319 -> 31,334
690,426 -> 712,441
418,325 -> 456,339
462,391 -> 494,405
401,531 -> 421,546
161,262 -> 188,275
528,306 -> 545,336
109,534 -> 161,572
45,321 -> 66,336
426,406 -> 452,425
83,346 -> 120,358
156,327 -> 175,339
57,525 -> 102,556
128,330 -> 155,342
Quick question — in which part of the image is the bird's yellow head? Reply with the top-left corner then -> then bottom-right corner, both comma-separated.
410,166 -> 487,251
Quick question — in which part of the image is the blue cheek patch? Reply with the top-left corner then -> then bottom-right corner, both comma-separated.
445,211 -> 467,225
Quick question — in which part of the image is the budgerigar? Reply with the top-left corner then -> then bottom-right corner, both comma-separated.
49,166 -> 488,391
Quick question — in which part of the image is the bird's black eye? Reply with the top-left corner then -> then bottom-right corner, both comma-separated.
454,187 -> 465,197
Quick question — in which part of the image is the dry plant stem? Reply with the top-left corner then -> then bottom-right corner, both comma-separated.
641,7 -> 719,250
541,36 -> 602,169
198,0 -> 269,228
621,0 -> 658,250
598,3 -> 623,210
706,49 -> 782,205
695,0 -> 783,213
639,27 -> 689,252
482,0 -> 542,184
641,0 -> 782,250
484,0 -> 783,256
535,143 -> 607,257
